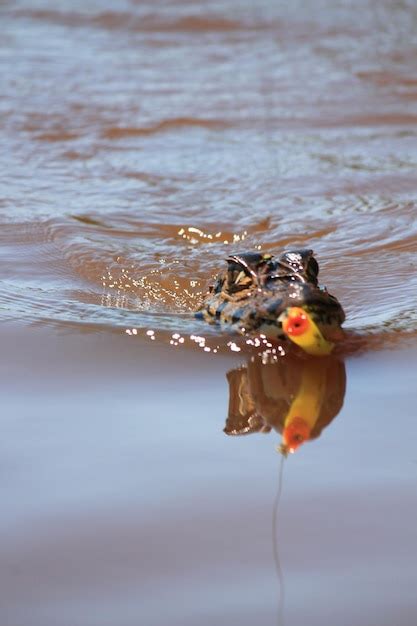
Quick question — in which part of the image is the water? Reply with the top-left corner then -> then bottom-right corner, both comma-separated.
1,0 -> 417,624
2,0 -> 417,337
2,329 -> 417,626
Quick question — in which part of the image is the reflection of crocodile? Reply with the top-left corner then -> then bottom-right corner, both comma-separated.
197,250 -> 345,356
224,355 -> 346,454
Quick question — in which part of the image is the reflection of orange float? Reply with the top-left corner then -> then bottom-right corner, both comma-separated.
224,354 -> 346,455
279,360 -> 328,455
280,306 -> 334,356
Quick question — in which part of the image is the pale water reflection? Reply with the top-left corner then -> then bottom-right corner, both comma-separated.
1,328 -> 417,626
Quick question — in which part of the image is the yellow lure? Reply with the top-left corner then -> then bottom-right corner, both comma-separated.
279,306 -> 334,356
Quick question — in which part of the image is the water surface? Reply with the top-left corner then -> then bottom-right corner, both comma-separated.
2,328 -> 417,626
1,0 -> 417,340
1,0 -> 417,624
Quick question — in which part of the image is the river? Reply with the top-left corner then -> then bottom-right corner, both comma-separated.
1,1 -> 417,624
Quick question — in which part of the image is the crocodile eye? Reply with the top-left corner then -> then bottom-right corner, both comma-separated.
227,268 -> 240,284
226,266 -> 253,292
234,270 -> 246,284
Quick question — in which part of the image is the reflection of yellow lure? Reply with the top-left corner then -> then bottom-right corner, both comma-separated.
278,361 -> 328,455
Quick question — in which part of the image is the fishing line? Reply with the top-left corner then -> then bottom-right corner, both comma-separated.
272,451 -> 286,626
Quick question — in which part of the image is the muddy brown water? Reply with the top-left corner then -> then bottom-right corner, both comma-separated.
1,0 -> 417,624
